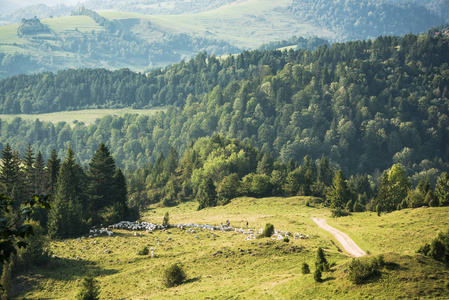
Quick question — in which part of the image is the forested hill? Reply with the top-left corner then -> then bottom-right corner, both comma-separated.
0,33 -> 448,180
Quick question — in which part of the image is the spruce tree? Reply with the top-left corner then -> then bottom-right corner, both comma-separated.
326,169 -> 350,209
315,247 -> 329,272
45,149 -> 60,195
113,168 -> 129,218
435,172 -> 449,206
31,151 -> 50,231
48,146 -> 86,239
87,143 -> 117,213
0,143 -> 16,197
22,144 -> 36,199
196,178 -> 217,210
34,151 -> 46,194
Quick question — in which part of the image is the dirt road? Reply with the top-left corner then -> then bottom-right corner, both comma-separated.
312,218 -> 367,257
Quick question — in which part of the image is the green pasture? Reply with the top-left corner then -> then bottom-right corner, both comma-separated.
0,24 -> 23,45
99,0 -> 335,48
0,108 -> 167,126
42,16 -> 105,34
17,197 -> 449,299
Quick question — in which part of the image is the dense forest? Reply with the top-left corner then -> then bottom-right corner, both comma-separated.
288,0 -> 444,40
0,33 -> 448,182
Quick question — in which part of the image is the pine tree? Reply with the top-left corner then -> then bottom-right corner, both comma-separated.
435,172 -> 449,206
31,151 -> 50,231
315,247 -> 329,272
196,178 -> 217,210
34,151 -> 46,194
317,155 -> 333,186
0,143 -> 16,197
48,146 -> 86,239
87,143 -> 117,213
46,149 -> 60,195
326,169 -> 350,209
113,168 -> 129,217
22,144 -> 36,199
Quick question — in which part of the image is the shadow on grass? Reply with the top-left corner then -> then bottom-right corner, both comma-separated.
41,257 -> 119,280
185,276 -> 201,284
322,276 -> 336,282
384,261 -> 400,270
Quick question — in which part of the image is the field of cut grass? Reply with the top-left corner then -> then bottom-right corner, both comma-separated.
15,196 -> 449,299
41,16 -> 105,34
99,0 -> 335,48
0,108 -> 167,126
0,24 -> 23,45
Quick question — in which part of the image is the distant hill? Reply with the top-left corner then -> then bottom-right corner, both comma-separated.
0,0 -> 445,79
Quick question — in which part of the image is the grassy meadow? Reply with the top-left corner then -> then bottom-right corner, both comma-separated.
0,108 -> 167,127
16,197 -> 449,299
99,0 -> 335,48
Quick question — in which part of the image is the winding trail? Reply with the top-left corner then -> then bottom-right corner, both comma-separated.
312,218 -> 367,257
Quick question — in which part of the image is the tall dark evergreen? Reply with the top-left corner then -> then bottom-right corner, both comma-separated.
326,169 -> 350,209
196,178 -> 217,210
112,168 -> 129,220
34,151 -> 46,194
46,149 -> 60,195
22,144 -> 36,199
48,146 -> 86,239
0,144 -> 16,197
87,143 -> 117,212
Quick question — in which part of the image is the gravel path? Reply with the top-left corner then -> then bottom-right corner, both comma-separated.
312,218 -> 367,257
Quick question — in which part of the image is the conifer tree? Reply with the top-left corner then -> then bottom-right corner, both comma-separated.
48,146 -> 86,238
196,178 -> 217,210
34,151 -> 46,194
22,144 -> 36,199
317,155 -> 333,186
326,169 -> 350,209
46,149 -> 60,195
0,143 -> 16,197
87,143 -> 117,212
435,172 -> 449,206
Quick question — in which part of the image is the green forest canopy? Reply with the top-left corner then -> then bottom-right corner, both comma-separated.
0,33 -> 448,179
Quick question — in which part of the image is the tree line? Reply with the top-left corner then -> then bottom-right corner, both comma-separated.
127,134 -> 449,215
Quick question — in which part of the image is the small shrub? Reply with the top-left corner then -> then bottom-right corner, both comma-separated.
313,268 -> 322,282
77,274 -> 100,300
347,256 -> 383,284
138,246 -> 149,255
163,263 -> 187,288
301,262 -> 310,274
283,236 -> 289,243
261,223 -> 274,237
417,230 -> 449,263
331,207 -> 350,218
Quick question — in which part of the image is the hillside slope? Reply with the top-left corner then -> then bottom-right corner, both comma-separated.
0,0 -> 444,79
15,197 -> 449,299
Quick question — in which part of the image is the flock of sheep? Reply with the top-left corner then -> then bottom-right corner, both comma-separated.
87,220 -> 312,242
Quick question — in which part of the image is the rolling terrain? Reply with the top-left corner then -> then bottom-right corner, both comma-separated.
0,0 -> 445,79
16,197 -> 449,299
